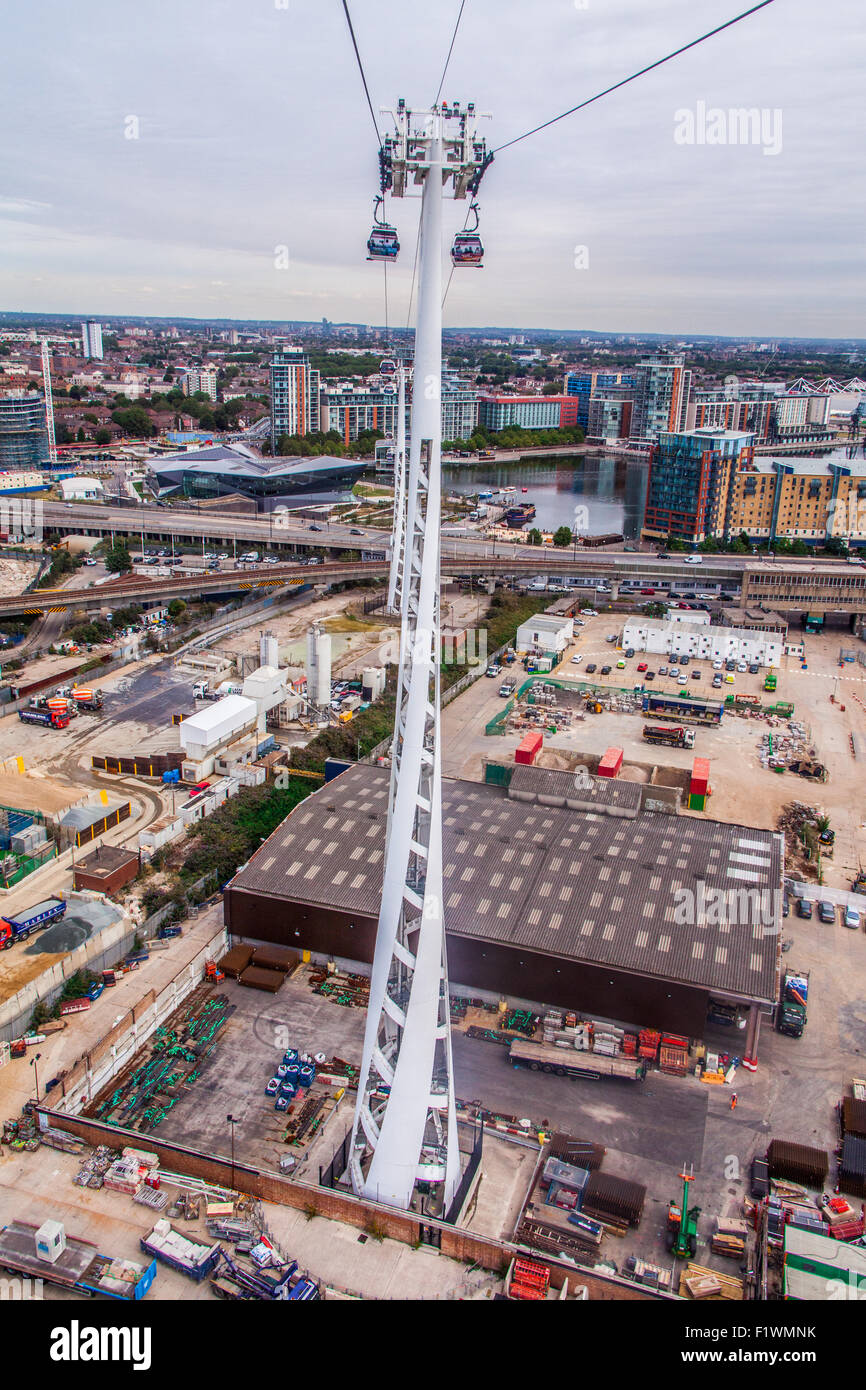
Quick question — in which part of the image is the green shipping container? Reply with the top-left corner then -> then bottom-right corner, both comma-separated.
688,792 -> 707,811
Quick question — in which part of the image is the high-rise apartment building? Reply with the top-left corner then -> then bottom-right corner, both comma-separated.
565,370 -> 634,430
319,383 -> 405,444
477,394 -> 580,432
270,345 -> 319,442
630,354 -> 692,442
80,320 -> 104,360
0,393 -> 51,469
181,368 -> 218,402
688,383 -> 833,447
643,427 -> 754,541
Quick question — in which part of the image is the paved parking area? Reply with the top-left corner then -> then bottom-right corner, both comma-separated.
150,971 -> 367,1173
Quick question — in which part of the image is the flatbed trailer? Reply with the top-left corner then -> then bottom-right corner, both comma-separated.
140,1223 -> 221,1282
0,1220 -> 156,1300
508,1038 -> 646,1083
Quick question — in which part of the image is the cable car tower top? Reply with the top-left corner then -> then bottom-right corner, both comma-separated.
379,99 -> 492,200
349,101 -> 491,1215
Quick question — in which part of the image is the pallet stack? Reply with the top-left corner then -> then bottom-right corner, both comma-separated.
711,1216 -> 748,1259
638,1028 -> 660,1062
591,1022 -> 623,1058
508,1256 -> 550,1301
659,1033 -> 689,1076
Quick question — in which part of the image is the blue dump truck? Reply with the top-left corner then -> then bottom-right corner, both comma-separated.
0,897 -> 66,951
0,1220 -> 156,1300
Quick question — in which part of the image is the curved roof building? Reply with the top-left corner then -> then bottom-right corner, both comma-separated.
150,443 -> 366,500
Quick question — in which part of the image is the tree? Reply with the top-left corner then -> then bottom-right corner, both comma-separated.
76,427 -> 86,442
95,428 -> 111,446
553,525 -> 573,547
104,541 -> 133,575
167,598 -> 186,620
527,528 -> 543,546
112,405 -> 154,438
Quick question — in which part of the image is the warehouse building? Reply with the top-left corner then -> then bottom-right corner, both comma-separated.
225,763 -> 783,1056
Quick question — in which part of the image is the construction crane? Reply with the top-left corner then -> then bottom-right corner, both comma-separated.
41,341 -> 58,465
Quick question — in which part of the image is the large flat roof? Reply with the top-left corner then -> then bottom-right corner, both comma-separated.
230,764 -> 782,1003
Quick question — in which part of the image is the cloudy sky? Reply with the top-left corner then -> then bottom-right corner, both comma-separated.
1,0 -> 861,336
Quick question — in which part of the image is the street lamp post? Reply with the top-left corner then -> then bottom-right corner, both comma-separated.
227,1113 -> 238,1191
30,1051 -> 42,1103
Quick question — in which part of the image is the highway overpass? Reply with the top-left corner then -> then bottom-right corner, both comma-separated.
8,549 -> 866,620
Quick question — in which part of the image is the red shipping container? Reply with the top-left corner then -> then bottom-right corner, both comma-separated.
515,731 -> 543,765
690,757 -> 711,794
597,747 -> 623,779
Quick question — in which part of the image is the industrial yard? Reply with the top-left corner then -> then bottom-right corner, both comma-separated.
1,568 -> 866,1307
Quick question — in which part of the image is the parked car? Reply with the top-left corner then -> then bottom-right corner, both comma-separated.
601,664 -> 612,675
581,609 -> 598,617
586,663 -> 597,674
637,662 -> 648,673
712,660 -> 723,670
712,674 -> 723,688
625,648 -> 635,658
749,663 -> 760,675
796,899 -> 813,920
668,666 -> 680,679
844,906 -> 861,930
570,654 -> 583,665
737,661 -> 748,673
690,669 -> 702,680
725,674 -> 735,683
616,659 -> 626,669
726,659 -> 737,671
645,670 -> 656,681
818,900 -> 836,924
658,665 -> 668,676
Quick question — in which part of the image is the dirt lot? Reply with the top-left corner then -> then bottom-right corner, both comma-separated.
0,555 -> 38,596
444,614 -> 866,890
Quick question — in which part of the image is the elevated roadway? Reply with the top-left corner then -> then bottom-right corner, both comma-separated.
9,549 -> 866,619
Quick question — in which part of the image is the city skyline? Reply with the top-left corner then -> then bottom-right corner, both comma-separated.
1,0 -> 861,335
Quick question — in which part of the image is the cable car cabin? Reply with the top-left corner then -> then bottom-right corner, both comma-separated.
379,359 -> 397,376
367,226 -> 399,261
451,231 -> 483,267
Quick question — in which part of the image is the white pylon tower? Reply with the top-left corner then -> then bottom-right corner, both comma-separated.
385,361 -> 408,615
40,341 -> 58,465
350,100 -> 490,1213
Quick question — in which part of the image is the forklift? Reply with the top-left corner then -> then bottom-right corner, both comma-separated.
666,1166 -> 700,1258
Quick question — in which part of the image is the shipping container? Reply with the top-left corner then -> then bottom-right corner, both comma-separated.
690,757 -> 711,794
515,731 -> 543,766
597,747 -> 623,779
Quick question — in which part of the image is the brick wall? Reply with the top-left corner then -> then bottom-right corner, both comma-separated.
38,1107 -> 668,1300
